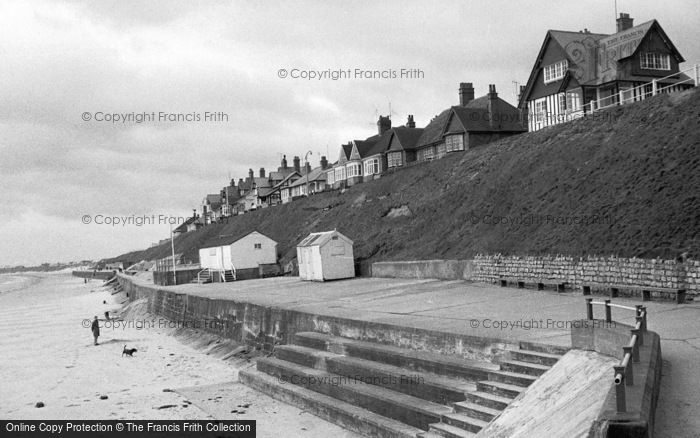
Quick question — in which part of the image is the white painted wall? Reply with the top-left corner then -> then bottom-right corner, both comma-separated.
199,231 -> 277,271
297,233 -> 355,281
229,232 -> 277,270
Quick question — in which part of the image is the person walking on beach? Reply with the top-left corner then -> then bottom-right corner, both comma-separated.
91,316 -> 100,345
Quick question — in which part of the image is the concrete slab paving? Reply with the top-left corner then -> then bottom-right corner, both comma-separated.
130,274 -> 700,437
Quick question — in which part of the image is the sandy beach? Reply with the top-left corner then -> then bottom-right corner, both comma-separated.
0,273 -> 360,438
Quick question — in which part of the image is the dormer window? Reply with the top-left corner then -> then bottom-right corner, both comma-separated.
640,53 -> 670,70
543,60 -> 568,84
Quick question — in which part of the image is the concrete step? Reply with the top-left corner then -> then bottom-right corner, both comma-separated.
487,369 -> 537,387
476,380 -> 525,399
274,344 -> 337,369
276,344 -> 476,405
508,349 -> 562,366
499,359 -> 551,376
257,357 -> 452,430
453,401 -> 501,422
441,412 -> 488,433
428,422 -> 476,438
463,391 -> 513,411
239,368 -> 423,438
519,341 -> 570,356
293,332 -> 499,381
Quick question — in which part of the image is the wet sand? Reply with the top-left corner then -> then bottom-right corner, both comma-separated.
0,273 -> 360,438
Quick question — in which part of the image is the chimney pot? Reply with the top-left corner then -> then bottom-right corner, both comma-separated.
281,154 -> 288,169
406,114 -> 415,128
248,169 -> 254,179
293,156 -> 301,173
459,82 -> 475,106
320,156 -> 329,170
488,84 -> 498,98
377,115 -> 391,135
616,13 -> 634,32
259,167 -> 265,178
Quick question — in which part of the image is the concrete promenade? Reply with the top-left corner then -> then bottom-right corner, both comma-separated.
129,274 -> 700,437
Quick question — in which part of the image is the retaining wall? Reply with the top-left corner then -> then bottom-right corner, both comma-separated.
371,256 -> 700,295
116,274 -> 529,362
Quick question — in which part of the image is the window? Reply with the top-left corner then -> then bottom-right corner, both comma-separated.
535,99 -> 547,122
558,93 -> 566,112
640,53 -> 670,70
387,152 -> 403,168
421,147 -> 434,161
335,166 -> 345,181
254,243 -> 262,249
436,143 -> 446,158
347,163 -> 361,177
566,90 -> 582,112
543,60 -> 568,83
327,170 -> 335,185
445,135 -> 464,152
364,158 -> 379,175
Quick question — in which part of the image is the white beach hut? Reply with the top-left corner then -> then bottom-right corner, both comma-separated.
198,231 -> 277,281
296,230 -> 355,281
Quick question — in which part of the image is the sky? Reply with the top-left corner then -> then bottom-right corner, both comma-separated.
1,0 -> 699,266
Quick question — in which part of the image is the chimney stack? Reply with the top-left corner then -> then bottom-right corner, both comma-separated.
406,115 -> 415,128
488,84 -> 498,99
517,85 -> 526,106
320,156 -> 328,170
459,82 -> 475,106
616,13 -> 634,32
487,85 -> 499,129
248,168 -> 254,180
305,162 -> 311,174
259,167 -> 265,178
377,115 -> 391,135
293,156 -> 300,173
281,154 -> 288,169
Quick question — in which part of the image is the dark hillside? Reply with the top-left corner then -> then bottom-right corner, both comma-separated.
110,88 -> 700,265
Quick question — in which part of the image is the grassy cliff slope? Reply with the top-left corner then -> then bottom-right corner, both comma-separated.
110,88 -> 700,265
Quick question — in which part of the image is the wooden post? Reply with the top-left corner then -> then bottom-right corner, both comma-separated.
605,299 -> 612,323
652,79 -> 658,96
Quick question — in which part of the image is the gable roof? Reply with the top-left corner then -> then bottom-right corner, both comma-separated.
297,230 -> 353,248
416,108 -> 452,148
448,96 -> 526,133
200,230 -> 277,249
288,166 -> 327,187
386,126 -> 425,152
520,20 -> 686,106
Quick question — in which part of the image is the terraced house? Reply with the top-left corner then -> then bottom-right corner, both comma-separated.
519,13 -> 694,131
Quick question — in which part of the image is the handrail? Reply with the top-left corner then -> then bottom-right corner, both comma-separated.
581,63 -> 699,115
585,298 -> 648,413
536,63 -> 699,129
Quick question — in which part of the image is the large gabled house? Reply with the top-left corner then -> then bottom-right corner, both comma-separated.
519,13 -> 694,131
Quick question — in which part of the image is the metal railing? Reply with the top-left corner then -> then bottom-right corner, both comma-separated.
585,298 -> 648,413
196,268 -> 211,283
534,63 -> 699,129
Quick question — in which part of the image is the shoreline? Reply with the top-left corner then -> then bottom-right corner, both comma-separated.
0,273 -> 361,437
